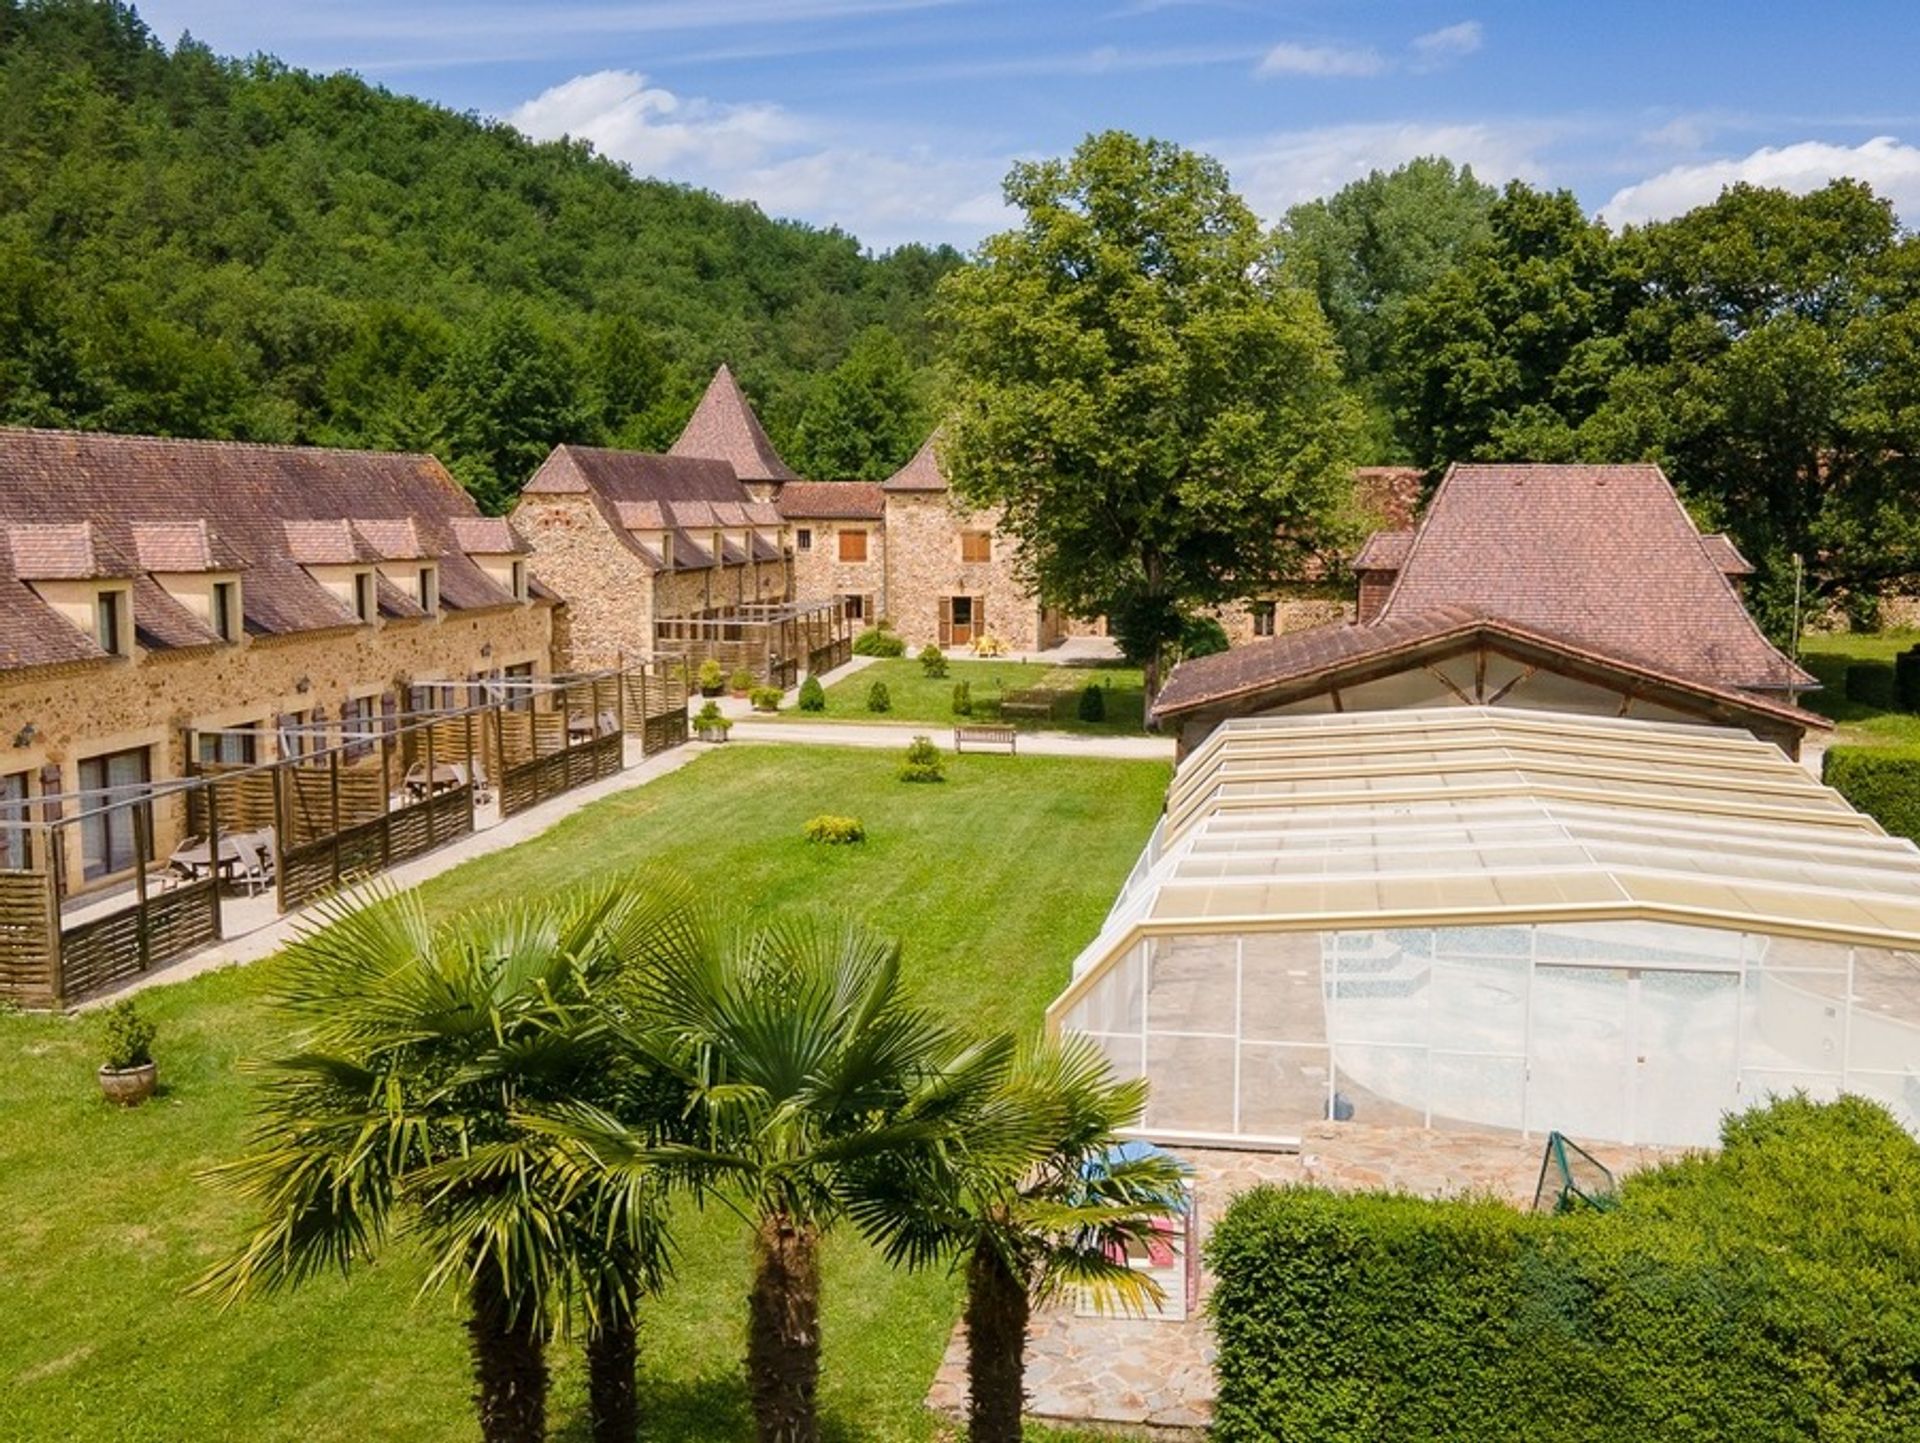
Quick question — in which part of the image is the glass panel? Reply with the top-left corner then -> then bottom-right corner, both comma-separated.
1635,968 -> 1739,1147
0,771 -> 26,870
1333,1042 -> 1428,1129
1848,948 -> 1920,1080
1147,934 -> 1236,1035
1142,1032 -> 1234,1133
1527,965 -> 1631,1140
1327,930 -> 1429,1046
1745,967 -> 1845,1077
1846,1070 -> 1920,1134
1239,931 -> 1328,1044
1431,931 -> 1528,1055
1237,1042 -> 1331,1136
79,749 -> 150,880
1085,1031 -> 1143,1085
1064,942 -> 1143,1036
1428,1052 -> 1525,1133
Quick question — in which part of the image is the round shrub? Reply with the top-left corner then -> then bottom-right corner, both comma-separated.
919,644 -> 948,678
1077,681 -> 1107,723
696,658 -> 725,695
798,675 -> 827,712
803,814 -> 865,845
749,685 -> 783,712
900,735 -> 944,783
728,667 -> 755,694
866,681 -> 892,713
101,1000 -> 156,1070
951,680 -> 973,717
854,626 -> 906,658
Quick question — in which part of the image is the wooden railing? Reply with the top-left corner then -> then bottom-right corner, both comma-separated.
0,871 -> 59,1009
58,876 -> 220,1004
278,785 -> 474,912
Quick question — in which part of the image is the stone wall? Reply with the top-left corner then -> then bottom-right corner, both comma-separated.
882,492 -> 1055,652
0,599 -> 555,883
788,518 -> 886,622
1210,592 -> 1355,648
513,493 -> 657,669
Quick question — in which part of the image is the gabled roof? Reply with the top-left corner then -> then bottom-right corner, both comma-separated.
0,428 -> 532,673
447,516 -> 531,557
1152,606 -> 1829,737
8,522 -> 139,580
1701,533 -> 1754,576
353,518 -> 430,562
882,433 -> 946,493
776,482 -> 886,520
668,364 -> 798,484
1380,464 -> 1810,691
1352,529 -> 1413,571
524,446 -> 748,504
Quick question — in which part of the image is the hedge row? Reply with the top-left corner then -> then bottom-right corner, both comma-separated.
1207,1097 -> 1920,1442
1823,745 -> 1920,841
1843,648 -> 1920,712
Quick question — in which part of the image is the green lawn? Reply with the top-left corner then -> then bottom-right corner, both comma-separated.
0,746 -> 1170,1443
1798,631 -> 1920,747
780,658 -> 1147,735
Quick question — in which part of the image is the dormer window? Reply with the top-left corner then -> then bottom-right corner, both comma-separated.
211,579 -> 241,642
95,587 -> 128,656
354,570 -> 376,623
510,560 -> 528,601
417,564 -> 439,615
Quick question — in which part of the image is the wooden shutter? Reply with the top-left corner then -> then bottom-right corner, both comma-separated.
938,597 -> 953,648
975,597 -> 986,640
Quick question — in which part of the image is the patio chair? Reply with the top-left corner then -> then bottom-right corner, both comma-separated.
231,831 -> 276,897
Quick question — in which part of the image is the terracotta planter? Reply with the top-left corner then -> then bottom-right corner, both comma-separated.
98,1061 -> 158,1107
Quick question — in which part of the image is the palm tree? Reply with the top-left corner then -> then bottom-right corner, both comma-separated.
850,1033 -> 1189,1443
540,909 -> 1006,1443
197,873 -> 695,1443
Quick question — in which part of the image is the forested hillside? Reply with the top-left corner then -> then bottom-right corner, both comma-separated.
0,0 -> 956,507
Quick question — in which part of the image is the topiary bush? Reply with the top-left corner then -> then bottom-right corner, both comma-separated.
802,814 -> 865,844
696,658 -> 726,695
899,735 -> 944,782
854,625 -> 906,658
1824,745 -> 1920,840
728,667 -> 755,694
919,644 -> 948,678
101,1000 -> 156,1070
951,680 -> 973,717
798,675 -> 827,712
1896,647 -> 1920,713
1208,1096 -> 1920,1443
1077,681 -> 1106,723
749,685 -> 783,712
866,681 -> 892,713
1844,659 -> 1897,710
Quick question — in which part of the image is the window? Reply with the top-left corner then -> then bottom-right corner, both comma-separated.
504,662 -> 536,713
837,529 -> 868,563
940,595 -> 983,647
418,565 -> 439,615
340,697 -> 377,761
278,710 -> 314,762
844,593 -> 866,623
1,771 -> 28,871
211,580 -> 240,642
354,570 -> 376,623
77,747 -> 151,880
1252,601 -> 1276,638
960,530 -> 992,564
197,724 -> 259,766
510,560 -> 528,601
95,588 -> 127,655
796,528 -> 813,553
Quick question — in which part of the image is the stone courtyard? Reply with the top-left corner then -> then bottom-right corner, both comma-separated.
925,1122 -> 1678,1435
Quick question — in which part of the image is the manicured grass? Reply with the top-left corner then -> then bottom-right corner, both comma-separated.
784,658 -> 1147,734
1798,631 -> 1920,747
0,746 -> 1169,1443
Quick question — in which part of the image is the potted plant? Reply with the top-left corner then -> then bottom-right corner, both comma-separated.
695,700 -> 733,742
729,667 -> 756,697
697,658 -> 726,697
97,999 -> 158,1106
750,685 -> 783,713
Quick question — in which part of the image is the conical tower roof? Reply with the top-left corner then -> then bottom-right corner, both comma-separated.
668,364 -> 798,484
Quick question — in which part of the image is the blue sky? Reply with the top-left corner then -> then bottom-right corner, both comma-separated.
133,1 -> 1920,251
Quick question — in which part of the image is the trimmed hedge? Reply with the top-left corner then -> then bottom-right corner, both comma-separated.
1897,647 -> 1920,713
1844,659 -> 1897,709
1207,1097 -> 1920,1443
1823,745 -> 1920,841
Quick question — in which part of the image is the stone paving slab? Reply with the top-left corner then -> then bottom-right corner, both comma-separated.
926,1123 -> 1680,1434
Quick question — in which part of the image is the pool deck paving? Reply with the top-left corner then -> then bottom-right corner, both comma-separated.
925,1122 -> 1680,1435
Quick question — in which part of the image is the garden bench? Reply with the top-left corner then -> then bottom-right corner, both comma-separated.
997,688 -> 1056,719
953,724 -> 1018,755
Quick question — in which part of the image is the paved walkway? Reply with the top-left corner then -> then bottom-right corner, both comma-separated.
91,739 -> 706,1005
926,1123 -> 1678,1435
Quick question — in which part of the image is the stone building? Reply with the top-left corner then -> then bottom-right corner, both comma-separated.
775,481 -> 887,628
0,429 -> 557,892
667,363 -> 798,504
510,446 -> 789,670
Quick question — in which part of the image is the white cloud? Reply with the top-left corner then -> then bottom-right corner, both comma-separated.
1602,135 -> 1920,226
1218,121 -> 1549,218
1410,21 -> 1483,70
506,69 -> 1010,249
1256,42 -> 1387,79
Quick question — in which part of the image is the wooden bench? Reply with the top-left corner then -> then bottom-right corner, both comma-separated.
954,724 -> 1018,755
997,687 -> 1056,719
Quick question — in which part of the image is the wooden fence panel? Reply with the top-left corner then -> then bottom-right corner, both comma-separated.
500,732 -> 623,817
0,871 -> 58,1008
58,877 -> 219,1005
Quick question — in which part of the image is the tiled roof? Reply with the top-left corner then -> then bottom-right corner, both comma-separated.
447,516 -> 531,556
667,364 -> 798,483
1352,466 -> 1423,529
0,428 -> 531,673
613,500 -> 668,531
8,522 -> 138,580
882,433 -> 946,492
353,517 -> 430,561
1152,606 -> 1828,735
1701,533 -> 1754,576
776,482 -> 886,519
1381,464 -> 1810,690
1352,529 -> 1414,571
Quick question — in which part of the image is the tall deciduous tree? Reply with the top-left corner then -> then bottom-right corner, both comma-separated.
789,327 -> 928,479
435,301 -> 593,513
935,131 -> 1360,698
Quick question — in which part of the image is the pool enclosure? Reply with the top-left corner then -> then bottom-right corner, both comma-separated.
1049,708 -> 1920,1149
